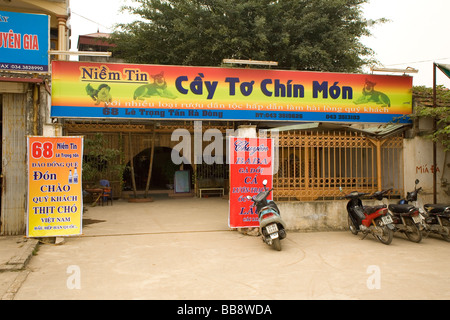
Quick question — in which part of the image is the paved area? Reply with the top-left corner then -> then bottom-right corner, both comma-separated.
2,195 -> 450,300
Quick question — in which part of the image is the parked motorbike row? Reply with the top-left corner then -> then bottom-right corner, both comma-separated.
246,178 -> 449,250
343,179 -> 450,245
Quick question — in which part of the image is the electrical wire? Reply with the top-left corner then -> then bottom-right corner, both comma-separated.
71,10 -> 112,31
385,57 -> 450,67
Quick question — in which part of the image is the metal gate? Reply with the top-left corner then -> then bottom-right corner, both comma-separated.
1,92 -> 28,235
271,130 -> 404,201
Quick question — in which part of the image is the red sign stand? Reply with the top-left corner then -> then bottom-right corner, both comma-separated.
228,137 -> 274,228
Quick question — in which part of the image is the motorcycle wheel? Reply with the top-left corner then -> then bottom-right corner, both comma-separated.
404,217 -> 422,243
272,238 -> 282,251
441,218 -> 450,242
348,215 -> 358,235
374,221 -> 393,245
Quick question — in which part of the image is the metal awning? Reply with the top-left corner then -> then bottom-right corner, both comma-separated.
263,122 -> 411,137
346,123 -> 412,138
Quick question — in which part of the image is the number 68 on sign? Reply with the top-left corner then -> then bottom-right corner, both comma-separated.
26,136 -> 84,238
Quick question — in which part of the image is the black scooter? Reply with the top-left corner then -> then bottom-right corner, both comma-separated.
416,179 -> 450,241
247,179 -> 286,251
387,179 -> 423,243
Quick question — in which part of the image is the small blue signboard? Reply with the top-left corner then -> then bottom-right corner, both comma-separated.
0,10 -> 50,72
174,170 -> 191,193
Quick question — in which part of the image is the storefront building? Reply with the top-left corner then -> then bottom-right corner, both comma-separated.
49,59 -> 442,233
1,3 -> 449,235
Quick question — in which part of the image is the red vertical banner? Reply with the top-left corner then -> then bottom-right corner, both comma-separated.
228,137 -> 274,228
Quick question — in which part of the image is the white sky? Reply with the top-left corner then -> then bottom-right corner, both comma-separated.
69,0 -> 450,88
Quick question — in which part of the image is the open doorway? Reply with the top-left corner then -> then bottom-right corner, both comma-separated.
123,146 -> 193,192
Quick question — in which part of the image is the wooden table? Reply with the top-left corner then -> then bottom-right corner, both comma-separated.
85,188 -> 103,207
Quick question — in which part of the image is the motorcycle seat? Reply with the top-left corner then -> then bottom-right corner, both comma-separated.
424,203 -> 450,214
256,201 -> 280,215
351,206 -> 366,222
388,204 -> 414,213
363,204 -> 387,214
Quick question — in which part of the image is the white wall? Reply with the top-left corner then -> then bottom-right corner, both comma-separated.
403,135 -> 450,207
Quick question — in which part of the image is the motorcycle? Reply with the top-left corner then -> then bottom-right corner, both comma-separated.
246,179 -> 286,251
414,180 -> 450,241
343,189 -> 394,245
423,204 -> 450,241
388,179 -> 423,243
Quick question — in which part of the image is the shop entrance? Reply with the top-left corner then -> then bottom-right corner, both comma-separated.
123,146 -> 193,192
66,121 -> 233,200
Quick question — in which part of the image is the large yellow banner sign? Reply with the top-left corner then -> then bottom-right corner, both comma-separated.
51,61 -> 413,124
27,136 -> 83,237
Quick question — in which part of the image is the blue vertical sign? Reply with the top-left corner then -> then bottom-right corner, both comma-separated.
0,10 -> 49,72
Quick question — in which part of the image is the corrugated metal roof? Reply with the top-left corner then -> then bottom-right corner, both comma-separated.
345,123 -> 411,137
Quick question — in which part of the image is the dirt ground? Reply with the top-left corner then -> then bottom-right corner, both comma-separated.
10,196 -> 450,300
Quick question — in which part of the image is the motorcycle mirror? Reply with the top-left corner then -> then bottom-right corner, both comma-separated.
246,195 -> 252,200
415,179 -> 419,185
262,179 -> 268,186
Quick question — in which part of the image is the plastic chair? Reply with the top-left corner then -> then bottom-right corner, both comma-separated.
99,180 -> 113,206
99,179 -> 110,187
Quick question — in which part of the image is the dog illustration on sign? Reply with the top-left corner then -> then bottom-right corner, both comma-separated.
133,71 -> 177,100
85,83 -> 113,105
354,79 -> 391,107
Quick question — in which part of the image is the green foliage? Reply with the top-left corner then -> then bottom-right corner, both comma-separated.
110,0 -> 381,72
412,85 -> 450,151
83,133 -> 127,187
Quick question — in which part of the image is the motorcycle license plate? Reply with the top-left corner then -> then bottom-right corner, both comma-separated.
266,223 -> 278,234
381,215 -> 393,225
270,232 -> 279,239
412,215 -> 422,224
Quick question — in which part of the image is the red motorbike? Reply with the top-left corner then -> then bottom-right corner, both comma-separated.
344,189 -> 394,245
